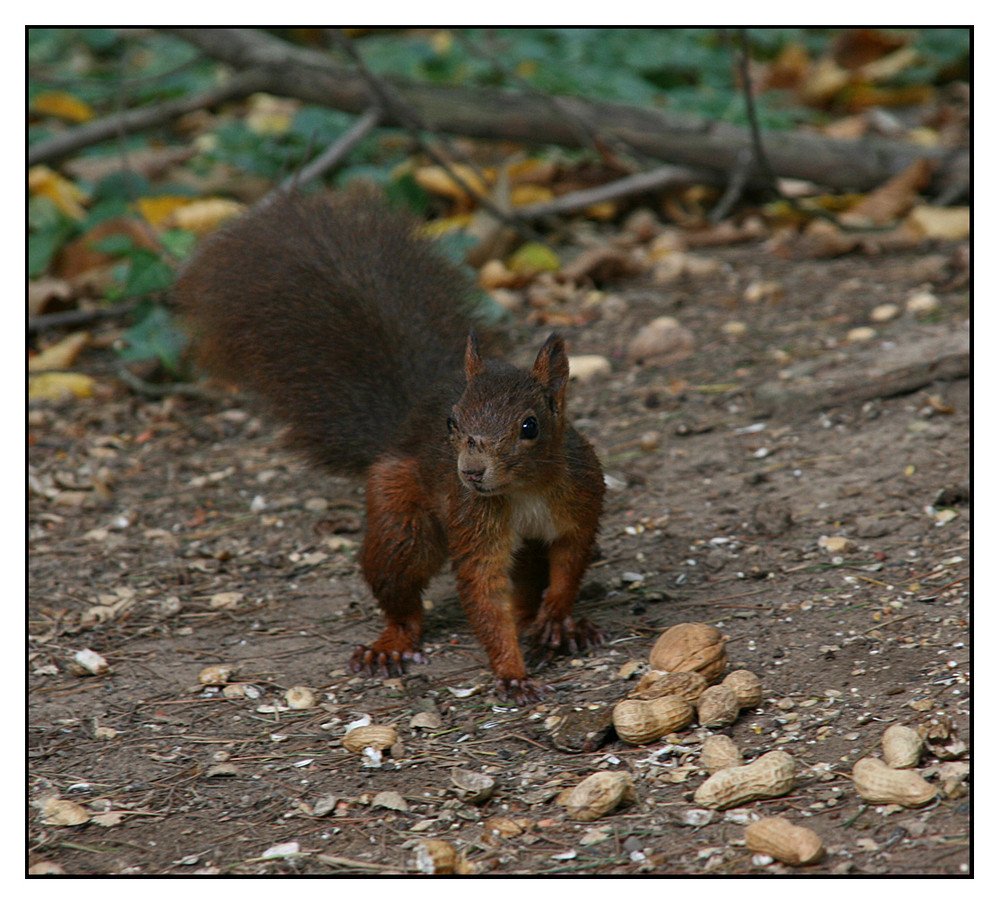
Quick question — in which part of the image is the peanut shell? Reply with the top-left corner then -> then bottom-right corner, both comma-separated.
285,686 -> 317,710
649,623 -> 727,681
701,734 -> 743,774
341,724 -> 398,753
881,724 -> 924,769
745,817 -> 825,867
557,771 -> 636,821
852,757 -> 937,808
414,840 -> 457,874
612,694 -> 693,745
694,750 -> 796,810
722,669 -> 763,708
629,669 -> 708,704
697,685 -> 740,728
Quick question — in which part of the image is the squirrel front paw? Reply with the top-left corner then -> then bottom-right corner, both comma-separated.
349,644 -> 428,677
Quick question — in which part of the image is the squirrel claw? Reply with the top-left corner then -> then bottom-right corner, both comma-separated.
529,615 -> 606,658
495,677 -> 551,706
349,645 -> 427,677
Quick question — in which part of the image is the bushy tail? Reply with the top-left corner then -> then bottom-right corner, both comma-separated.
175,190 -> 477,473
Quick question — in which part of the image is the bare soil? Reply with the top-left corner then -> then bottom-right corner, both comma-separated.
28,235 -> 970,877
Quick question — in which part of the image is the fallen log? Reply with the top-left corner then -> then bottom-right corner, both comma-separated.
160,28 -> 964,196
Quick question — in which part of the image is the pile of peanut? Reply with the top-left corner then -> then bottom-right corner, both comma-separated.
595,622 -> 949,867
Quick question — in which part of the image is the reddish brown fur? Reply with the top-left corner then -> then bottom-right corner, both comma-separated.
176,191 -> 605,703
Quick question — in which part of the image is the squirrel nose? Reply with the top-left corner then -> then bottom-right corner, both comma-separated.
462,467 -> 486,484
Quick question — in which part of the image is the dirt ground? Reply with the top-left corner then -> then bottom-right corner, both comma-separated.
28,229 -> 970,877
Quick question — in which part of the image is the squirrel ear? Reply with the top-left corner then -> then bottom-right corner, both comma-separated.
465,328 -> 484,380
531,333 -> 568,410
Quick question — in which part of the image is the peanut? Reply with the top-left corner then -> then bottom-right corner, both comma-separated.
613,694 -> 693,745
745,817 -> 825,867
881,724 -> 924,769
694,750 -> 796,809
697,685 -> 741,728
629,669 -> 707,704
557,771 -> 636,821
341,724 -> 398,753
722,669 -> 763,708
700,734 -> 742,774
852,757 -> 937,807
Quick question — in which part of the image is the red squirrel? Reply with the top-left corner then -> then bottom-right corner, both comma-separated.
176,190 -> 605,703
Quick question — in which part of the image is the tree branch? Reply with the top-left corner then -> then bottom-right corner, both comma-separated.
28,68 -> 270,167
160,28 -> 963,195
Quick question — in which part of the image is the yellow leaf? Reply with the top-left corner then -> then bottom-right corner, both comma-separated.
32,91 -> 94,123
135,195 -> 194,229
245,93 -> 296,135
584,201 -> 618,221
28,166 -> 88,219
169,198 -> 245,234
420,214 -> 472,238
28,332 -> 90,372
28,372 -> 95,401
511,185 -> 554,206
414,165 -> 490,204
506,242 -> 560,275
431,30 -> 453,55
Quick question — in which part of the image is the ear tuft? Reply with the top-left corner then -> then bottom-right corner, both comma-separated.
531,333 -> 568,408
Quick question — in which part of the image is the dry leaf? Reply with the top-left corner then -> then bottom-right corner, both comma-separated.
562,246 -> 643,283
209,592 -> 244,609
507,242 -> 561,276
55,217 -> 157,278
371,790 -> 408,811
511,184 -> 554,206
32,90 -> 94,122
168,198 -> 246,234
40,797 -> 91,826
90,811 -> 126,827
28,277 -> 75,317
840,159 -> 934,227
135,195 -> 195,228
29,332 -> 91,372
414,164 -> 490,206
28,166 -> 88,219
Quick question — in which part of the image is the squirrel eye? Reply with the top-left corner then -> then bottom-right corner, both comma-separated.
520,416 -> 539,439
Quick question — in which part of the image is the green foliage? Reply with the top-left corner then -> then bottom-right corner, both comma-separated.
117,301 -> 188,375
28,27 -> 969,377
28,197 -> 75,278
28,28 -> 214,108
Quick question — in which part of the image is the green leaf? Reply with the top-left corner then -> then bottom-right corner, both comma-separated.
123,251 -> 174,297
160,229 -> 197,259
118,303 -> 188,374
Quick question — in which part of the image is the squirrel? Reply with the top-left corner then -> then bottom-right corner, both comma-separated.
175,189 -> 606,703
